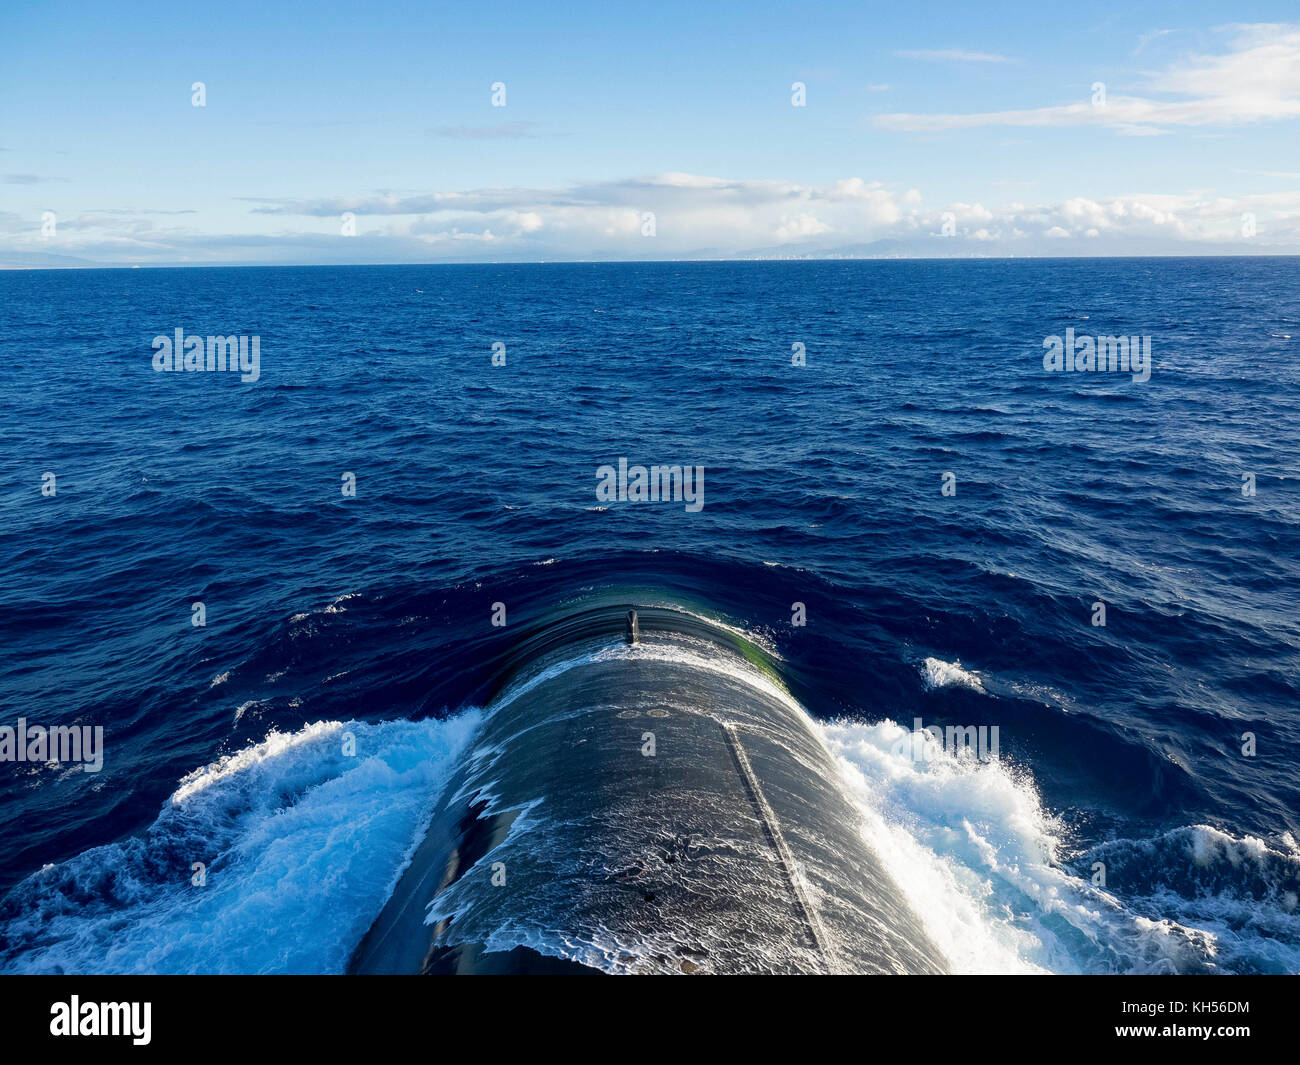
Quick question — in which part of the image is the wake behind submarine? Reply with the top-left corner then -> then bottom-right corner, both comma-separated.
349,604 -> 946,975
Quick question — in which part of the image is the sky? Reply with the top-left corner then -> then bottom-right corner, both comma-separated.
2,0 -> 1300,265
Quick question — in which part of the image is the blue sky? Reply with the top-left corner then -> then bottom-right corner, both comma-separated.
3,0 -> 1299,264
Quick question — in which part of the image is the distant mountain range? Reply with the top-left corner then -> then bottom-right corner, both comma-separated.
4,236 -> 1299,269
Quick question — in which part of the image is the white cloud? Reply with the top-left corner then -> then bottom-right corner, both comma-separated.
1134,29 -> 1175,54
775,213 -> 831,240
9,173 -> 1300,264
877,24 -> 1300,134
510,211 -> 544,233
894,49 -> 1009,63
1232,168 -> 1300,178
432,122 -> 541,139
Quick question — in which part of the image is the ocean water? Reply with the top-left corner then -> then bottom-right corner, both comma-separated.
1,258 -> 1298,974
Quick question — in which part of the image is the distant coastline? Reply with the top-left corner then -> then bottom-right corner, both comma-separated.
5,250 -> 1300,271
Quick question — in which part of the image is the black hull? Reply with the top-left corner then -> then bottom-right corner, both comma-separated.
349,606 -> 946,975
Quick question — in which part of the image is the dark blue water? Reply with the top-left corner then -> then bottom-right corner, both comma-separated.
2,259 -> 1298,973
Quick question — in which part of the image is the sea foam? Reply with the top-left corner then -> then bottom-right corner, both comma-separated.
921,657 -> 988,694
821,717 -> 1300,974
0,714 -> 480,974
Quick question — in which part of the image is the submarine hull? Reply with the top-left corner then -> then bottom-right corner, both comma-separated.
349,611 -> 947,975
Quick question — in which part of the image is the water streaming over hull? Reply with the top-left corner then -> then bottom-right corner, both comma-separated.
350,606 -> 946,974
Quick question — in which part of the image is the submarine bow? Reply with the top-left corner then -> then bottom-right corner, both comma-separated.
349,605 -> 947,975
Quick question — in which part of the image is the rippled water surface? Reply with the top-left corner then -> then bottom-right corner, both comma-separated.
2,258 -> 1298,972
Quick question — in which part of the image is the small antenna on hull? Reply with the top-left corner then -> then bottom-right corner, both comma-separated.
625,609 -> 639,646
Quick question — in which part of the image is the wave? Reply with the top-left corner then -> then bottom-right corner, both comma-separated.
0,714 -> 481,974
822,717 -> 1300,974
921,656 -> 987,694
5,695 -> 1296,975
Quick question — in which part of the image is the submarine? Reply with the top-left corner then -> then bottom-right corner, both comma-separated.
348,604 -> 946,975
